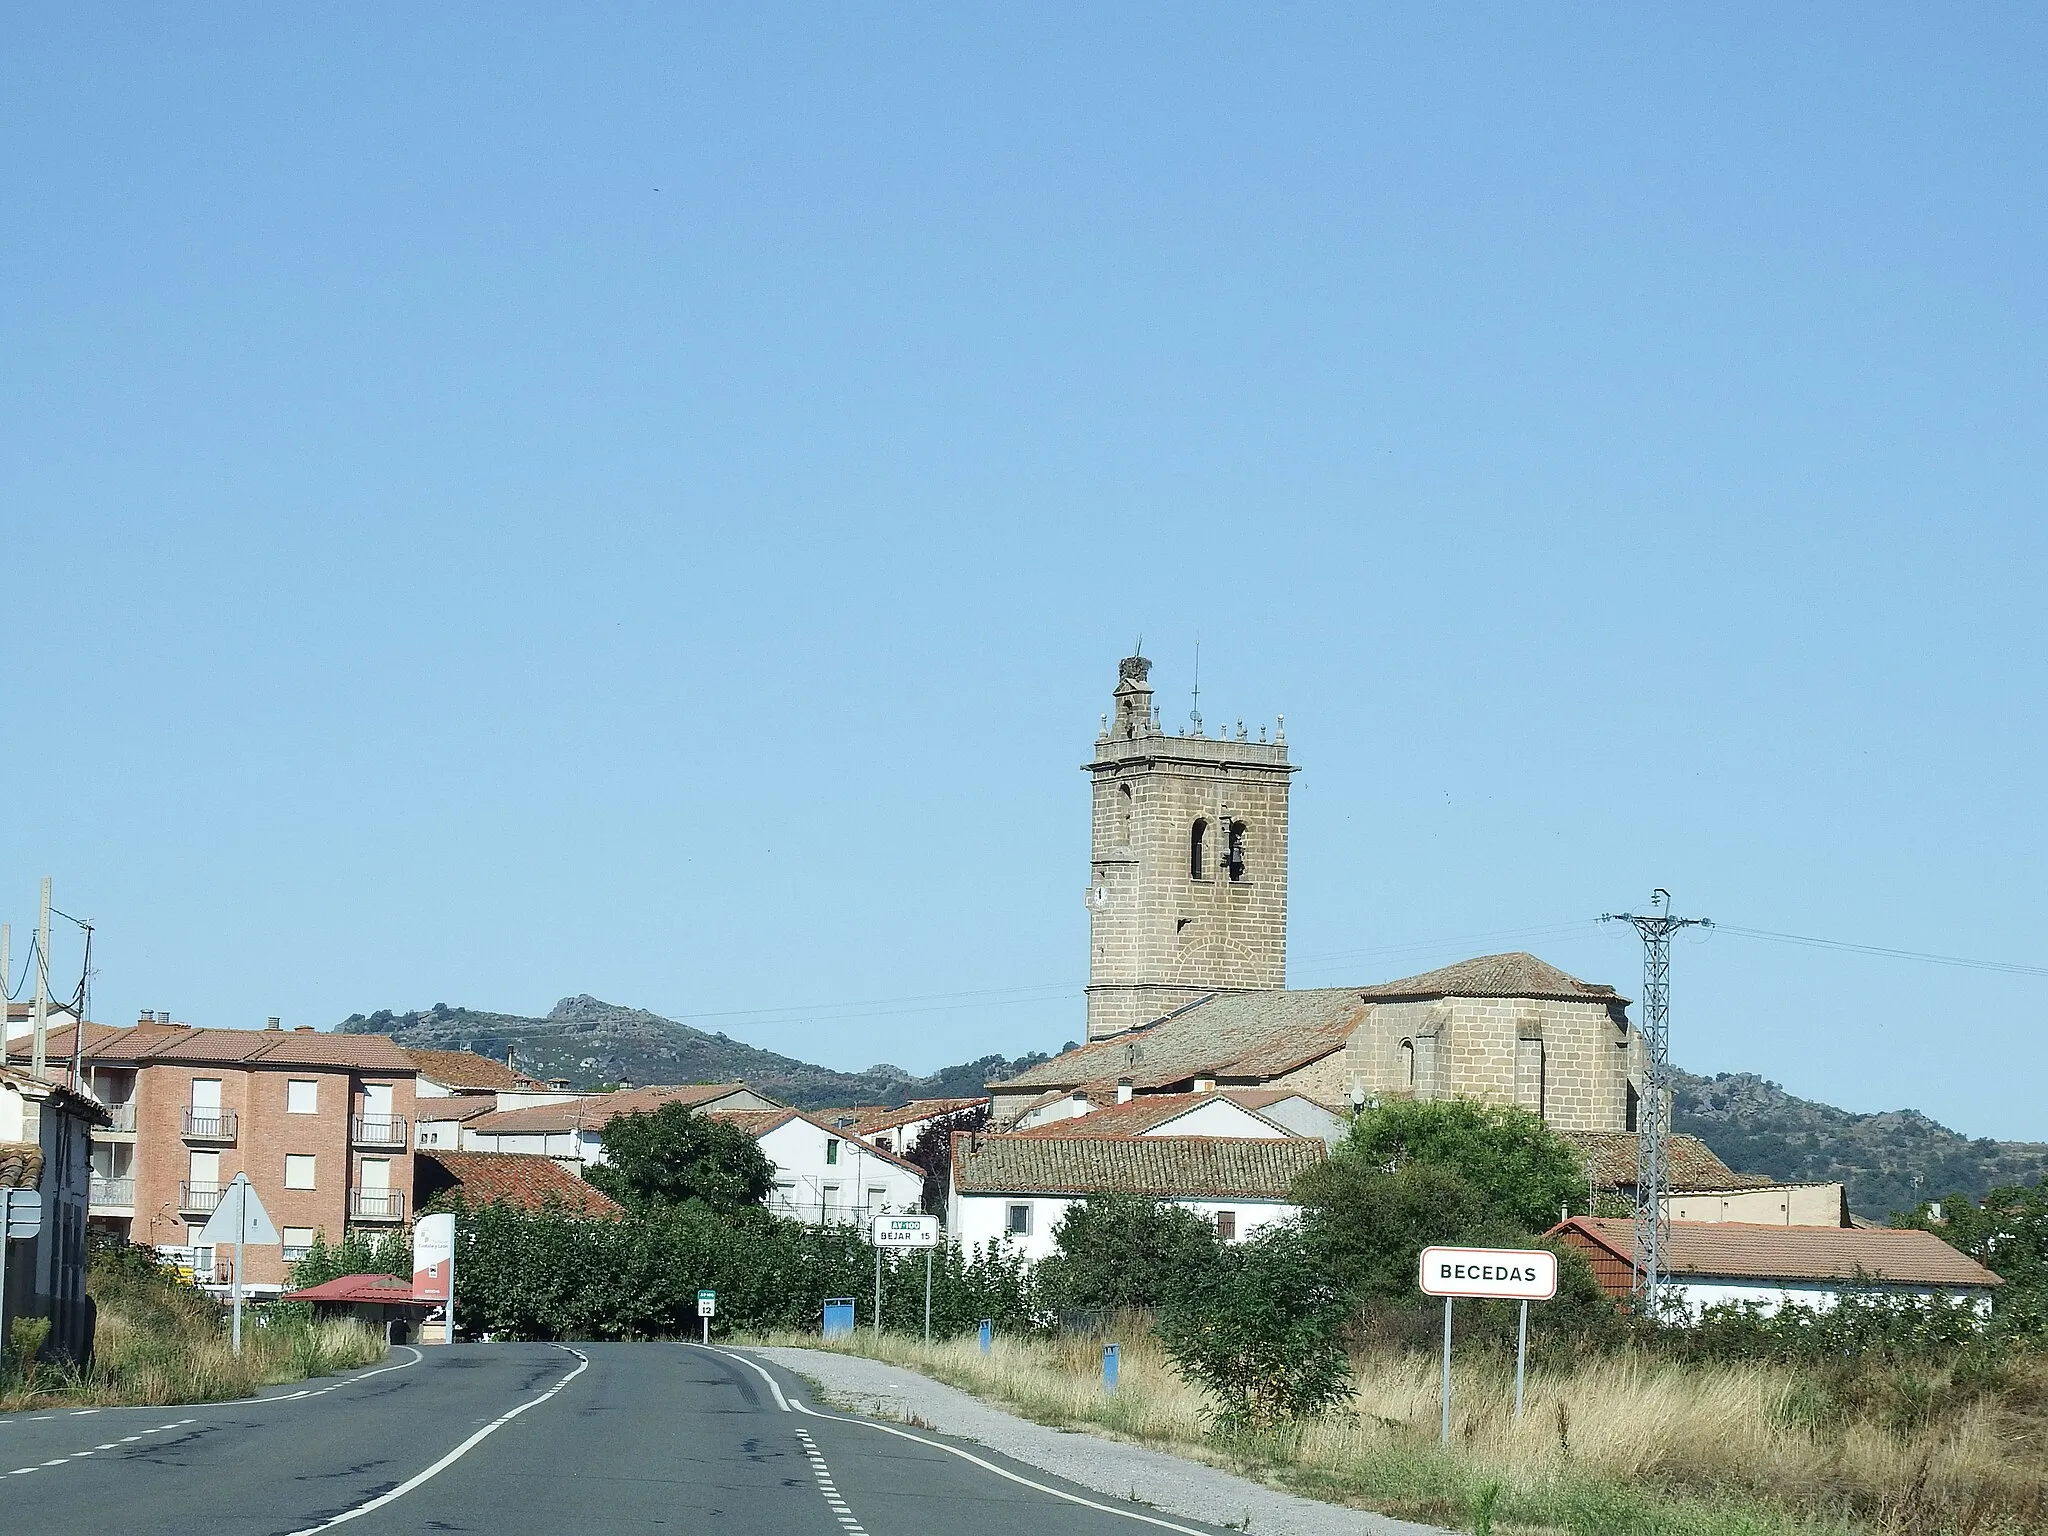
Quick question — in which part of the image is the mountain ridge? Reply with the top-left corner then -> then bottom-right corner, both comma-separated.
338,996 -> 2047,1216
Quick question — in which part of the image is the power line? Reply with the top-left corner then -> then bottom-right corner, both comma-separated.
1713,925 -> 2048,979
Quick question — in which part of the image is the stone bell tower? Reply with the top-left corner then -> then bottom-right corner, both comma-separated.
1083,654 -> 1297,1041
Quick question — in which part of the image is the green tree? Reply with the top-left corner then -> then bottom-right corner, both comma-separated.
586,1102 -> 777,1214
1895,1178 -> 2048,1338
1293,1158 -> 1509,1302
1341,1098 -> 1584,1233
1034,1195 -> 1223,1312
1155,1223 -> 1352,1430
287,1228 -> 411,1289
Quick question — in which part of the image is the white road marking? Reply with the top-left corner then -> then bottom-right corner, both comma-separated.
794,1427 -> 871,1536
704,1346 -> 1224,1536
280,1347 -> 588,1535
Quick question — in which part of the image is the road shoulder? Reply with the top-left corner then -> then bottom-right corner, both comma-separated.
751,1346 -> 1450,1536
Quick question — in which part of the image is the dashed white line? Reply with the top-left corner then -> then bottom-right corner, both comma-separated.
4,1420 -> 196,1477
794,1428 -> 871,1536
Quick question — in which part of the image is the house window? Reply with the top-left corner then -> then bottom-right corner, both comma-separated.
1399,1039 -> 1415,1087
282,1226 -> 315,1262
1625,1083 -> 1640,1133
1006,1202 -> 1032,1236
875,1134 -> 893,1152
1189,820 -> 1208,880
286,1079 -> 318,1114
1214,1210 -> 1237,1241
826,1137 -> 841,1165
1225,821 -> 1247,881
285,1154 -> 317,1190
867,1184 -> 887,1215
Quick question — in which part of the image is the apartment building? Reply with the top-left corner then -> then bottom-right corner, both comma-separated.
13,1016 -> 419,1296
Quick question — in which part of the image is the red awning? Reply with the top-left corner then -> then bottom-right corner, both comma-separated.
282,1273 -> 428,1306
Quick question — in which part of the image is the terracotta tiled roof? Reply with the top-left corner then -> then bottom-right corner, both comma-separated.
832,1098 -> 990,1136
1552,1217 -> 2003,1288
415,1152 -> 624,1217
465,1083 -> 768,1135
404,1050 -> 543,1093
413,1094 -> 501,1124
1010,1093 -> 1292,1140
283,1273 -> 428,1305
1355,953 -> 1627,1005
1560,1131 -> 1774,1192
14,1022 -> 415,1073
953,1133 -> 1324,1199
0,1142 -> 43,1189
1,1063 -> 112,1125
993,989 -> 1366,1094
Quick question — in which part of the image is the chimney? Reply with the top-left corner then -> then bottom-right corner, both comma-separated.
265,1016 -> 282,1032
1116,1077 -> 1133,1104
137,1009 -> 154,1026
294,1025 -> 315,1033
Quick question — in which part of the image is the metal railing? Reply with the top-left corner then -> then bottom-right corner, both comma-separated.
179,1182 -> 223,1214
97,1102 -> 137,1133
350,1189 -> 405,1221
182,1109 -> 237,1141
351,1114 -> 409,1147
90,1175 -> 135,1207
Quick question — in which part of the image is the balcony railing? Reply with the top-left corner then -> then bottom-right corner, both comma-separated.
182,1109 -> 237,1142
179,1182 -> 223,1215
350,1189 -> 405,1221
90,1175 -> 135,1207
95,1103 -> 137,1133
351,1114 -> 409,1147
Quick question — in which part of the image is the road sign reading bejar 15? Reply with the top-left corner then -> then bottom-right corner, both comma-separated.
1419,1246 -> 1558,1301
872,1215 -> 939,1249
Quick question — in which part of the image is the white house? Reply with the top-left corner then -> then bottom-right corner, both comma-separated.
710,1109 -> 926,1225
460,1083 -> 781,1169
948,1133 -> 1326,1262
821,1097 -> 989,1157
1551,1217 -> 2004,1319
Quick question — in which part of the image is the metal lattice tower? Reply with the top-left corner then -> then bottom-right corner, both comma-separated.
1602,891 -> 1711,1312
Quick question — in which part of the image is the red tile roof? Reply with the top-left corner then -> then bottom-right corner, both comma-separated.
953,1133 -> 1324,1199
413,1094 -> 501,1123
15,1021 -> 415,1073
403,1050 -> 544,1093
825,1098 -> 990,1136
283,1273 -> 427,1306
1559,1131 -> 1774,1192
1550,1217 -> 2003,1289
415,1152 -> 624,1217
1010,1093 -> 1291,1139
464,1083 -> 768,1135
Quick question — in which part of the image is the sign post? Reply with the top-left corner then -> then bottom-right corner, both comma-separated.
697,1288 -> 717,1345
1419,1246 -> 1558,1444
871,1215 -> 939,1341
196,1174 -> 279,1356
413,1213 -> 456,1344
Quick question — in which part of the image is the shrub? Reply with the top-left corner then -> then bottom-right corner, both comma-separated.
1035,1195 -> 1223,1314
587,1102 -> 778,1214
1155,1222 -> 1352,1430
1338,1098 -> 1585,1234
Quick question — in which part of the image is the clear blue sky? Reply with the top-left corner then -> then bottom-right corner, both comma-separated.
4,9 -> 2043,1139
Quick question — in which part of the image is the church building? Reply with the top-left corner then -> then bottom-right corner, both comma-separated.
989,654 -> 1648,1133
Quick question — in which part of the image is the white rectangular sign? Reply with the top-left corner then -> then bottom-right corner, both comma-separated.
413,1213 -> 455,1303
1419,1246 -> 1558,1300
697,1289 -> 717,1317
872,1215 -> 939,1249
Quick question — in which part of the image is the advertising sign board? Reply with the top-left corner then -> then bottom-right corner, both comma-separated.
413,1213 -> 456,1304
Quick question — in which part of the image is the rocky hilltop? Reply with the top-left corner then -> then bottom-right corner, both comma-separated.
336,994 -> 1052,1110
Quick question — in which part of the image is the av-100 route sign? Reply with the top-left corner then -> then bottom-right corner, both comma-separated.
1418,1246 -> 1558,1301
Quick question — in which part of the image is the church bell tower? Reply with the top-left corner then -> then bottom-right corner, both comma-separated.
1083,653 -> 1297,1041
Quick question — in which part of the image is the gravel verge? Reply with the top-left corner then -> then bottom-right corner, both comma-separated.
751,1345 -> 1452,1536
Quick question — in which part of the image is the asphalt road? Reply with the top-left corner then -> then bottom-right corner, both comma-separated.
0,1343 -> 1243,1536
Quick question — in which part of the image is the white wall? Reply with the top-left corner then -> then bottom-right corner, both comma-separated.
1140,1099 -> 1287,1138
761,1118 -> 923,1225
1672,1276 -> 1995,1320
1245,1096 -> 1347,1145
949,1191 -> 1298,1263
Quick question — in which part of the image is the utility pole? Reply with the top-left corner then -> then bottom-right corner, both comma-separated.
32,877 -> 51,1081
1602,890 -> 1710,1312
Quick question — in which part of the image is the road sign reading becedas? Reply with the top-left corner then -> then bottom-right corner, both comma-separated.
1420,1246 -> 1558,1444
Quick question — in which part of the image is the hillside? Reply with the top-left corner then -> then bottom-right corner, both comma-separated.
337,997 -> 2047,1216
335,995 -> 1053,1110
1673,1069 -> 2048,1219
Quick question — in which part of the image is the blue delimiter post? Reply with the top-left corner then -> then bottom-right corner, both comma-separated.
979,1319 -> 993,1353
1103,1343 -> 1120,1392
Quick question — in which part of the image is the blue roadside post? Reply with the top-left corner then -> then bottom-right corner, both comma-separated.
978,1318 -> 993,1353
1103,1343 -> 1119,1392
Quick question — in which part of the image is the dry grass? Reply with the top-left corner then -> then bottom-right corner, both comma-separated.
2,1256 -> 387,1409
754,1327 -> 2048,1536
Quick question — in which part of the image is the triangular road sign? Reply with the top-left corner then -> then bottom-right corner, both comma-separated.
196,1173 -> 280,1246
